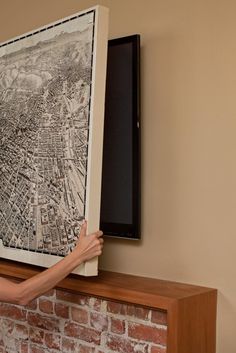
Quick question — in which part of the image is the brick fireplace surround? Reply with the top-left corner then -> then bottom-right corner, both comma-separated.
0,260 -> 217,353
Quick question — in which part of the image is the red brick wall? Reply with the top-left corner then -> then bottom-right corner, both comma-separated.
0,289 -> 167,353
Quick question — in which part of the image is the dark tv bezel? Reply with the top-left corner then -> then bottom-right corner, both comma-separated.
100,34 -> 141,240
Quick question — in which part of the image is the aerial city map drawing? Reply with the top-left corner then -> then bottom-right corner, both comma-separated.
0,6 -> 109,275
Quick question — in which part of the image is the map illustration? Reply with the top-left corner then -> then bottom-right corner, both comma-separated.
0,12 -> 95,256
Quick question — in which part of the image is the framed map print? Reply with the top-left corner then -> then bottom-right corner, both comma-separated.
0,6 -> 109,276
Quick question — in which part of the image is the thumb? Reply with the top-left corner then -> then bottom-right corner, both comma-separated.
79,220 -> 87,238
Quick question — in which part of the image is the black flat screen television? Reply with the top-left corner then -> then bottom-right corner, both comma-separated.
100,34 -> 141,239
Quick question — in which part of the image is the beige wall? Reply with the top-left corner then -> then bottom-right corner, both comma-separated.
1,0 -> 236,352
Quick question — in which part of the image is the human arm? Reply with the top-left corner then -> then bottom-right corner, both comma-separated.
0,221 -> 103,305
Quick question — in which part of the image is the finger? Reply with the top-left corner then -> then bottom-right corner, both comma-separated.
96,230 -> 103,238
79,220 -> 87,238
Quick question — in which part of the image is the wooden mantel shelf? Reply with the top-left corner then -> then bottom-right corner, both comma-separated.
0,259 -> 217,353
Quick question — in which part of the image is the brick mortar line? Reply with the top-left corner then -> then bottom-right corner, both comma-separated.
102,328 -> 167,346
36,296 -> 167,327
0,306 -> 168,330
0,309 -> 168,336
0,297 -> 168,352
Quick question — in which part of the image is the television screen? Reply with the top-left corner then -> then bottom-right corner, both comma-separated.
100,34 -> 141,239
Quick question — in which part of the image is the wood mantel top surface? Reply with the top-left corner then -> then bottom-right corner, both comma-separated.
0,259 -> 216,311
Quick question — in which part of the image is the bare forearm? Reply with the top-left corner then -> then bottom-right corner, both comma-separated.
16,250 -> 83,305
0,223 -> 103,305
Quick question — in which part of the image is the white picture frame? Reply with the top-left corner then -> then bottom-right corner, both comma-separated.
0,6 -> 109,276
